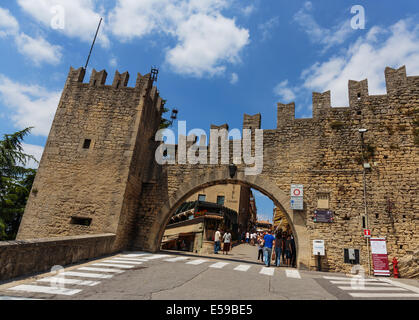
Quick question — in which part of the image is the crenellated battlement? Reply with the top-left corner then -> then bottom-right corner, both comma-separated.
211,123 -> 229,131
66,66 -> 156,91
243,113 -> 261,130
276,65 -> 418,128
64,66 -> 164,115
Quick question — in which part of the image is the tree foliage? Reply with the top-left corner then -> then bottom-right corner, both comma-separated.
160,105 -> 172,129
0,128 -> 37,240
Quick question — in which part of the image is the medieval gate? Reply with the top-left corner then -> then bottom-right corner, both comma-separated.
16,65 -> 419,273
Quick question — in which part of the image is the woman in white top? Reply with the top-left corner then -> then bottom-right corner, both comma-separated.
222,231 -> 232,255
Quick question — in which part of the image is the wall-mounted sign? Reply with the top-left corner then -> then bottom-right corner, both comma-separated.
364,229 -> 371,238
314,210 -> 334,223
291,185 -> 304,197
291,196 -> 304,210
291,185 -> 304,210
313,240 -> 325,256
370,238 -> 390,276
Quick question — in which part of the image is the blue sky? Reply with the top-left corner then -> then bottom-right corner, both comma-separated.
0,1 -> 418,218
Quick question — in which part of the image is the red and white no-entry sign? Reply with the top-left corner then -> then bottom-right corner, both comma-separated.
364,229 -> 371,237
291,185 -> 304,197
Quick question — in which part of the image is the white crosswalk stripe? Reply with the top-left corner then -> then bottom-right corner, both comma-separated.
63,271 -> 113,279
0,296 -> 41,300
92,263 -> 135,269
259,267 -> 275,276
111,258 -> 146,263
120,253 -> 151,258
78,267 -> 124,273
323,275 -> 419,299
37,277 -> 100,286
330,281 -> 392,285
323,276 -> 378,281
349,293 -> 419,298
209,262 -> 229,269
339,286 -> 407,291
141,254 -> 171,260
186,259 -> 209,265
285,269 -> 301,279
105,259 -> 144,265
164,257 -> 189,262
8,284 -> 81,296
234,265 -> 251,272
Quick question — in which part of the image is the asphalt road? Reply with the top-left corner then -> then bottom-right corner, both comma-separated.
1,244 -> 418,301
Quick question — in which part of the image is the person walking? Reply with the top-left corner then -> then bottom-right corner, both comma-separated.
214,228 -> 221,254
274,231 -> 283,267
285,234 -> 292,266
281,232 -> 287,263
263,230 -> 275,267
223,230 -> 232,255
257,235 -> 264,262
245,231 -> 250,244
290,233 -> 296,267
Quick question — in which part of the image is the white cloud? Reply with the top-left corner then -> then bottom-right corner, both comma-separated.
230,72 -> 239,84
166,13 -> 249,77
17,0 -> 109,47
293,1 -> 353,52
22,143 -> 44,169
242,5 -> 255,17
0,6 -> 63,66
273,80 -> 297,102
301,19 -> 419,106
109,56 -> 118,68
15,33 -> 62,66
0,75 -> 60,136
258,17 -> 279,41
108,0 -> 249,77
0,7 -> 19,37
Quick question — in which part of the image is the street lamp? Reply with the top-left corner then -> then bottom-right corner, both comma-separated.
358,128 -> 371,276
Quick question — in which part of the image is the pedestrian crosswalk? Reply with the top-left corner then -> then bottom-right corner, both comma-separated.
1,255 -> 417,300
0,252 -> 312,300
323,275 -> 419,299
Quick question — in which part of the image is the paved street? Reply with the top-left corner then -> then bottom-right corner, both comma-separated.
1,244 -> 418,300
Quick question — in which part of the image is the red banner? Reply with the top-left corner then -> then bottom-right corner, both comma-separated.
370,238 -> 390,276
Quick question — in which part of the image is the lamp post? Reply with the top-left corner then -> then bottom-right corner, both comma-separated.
359,128 -> 371,276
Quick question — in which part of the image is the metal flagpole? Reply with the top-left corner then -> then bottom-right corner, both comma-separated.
84,17 -> 103,70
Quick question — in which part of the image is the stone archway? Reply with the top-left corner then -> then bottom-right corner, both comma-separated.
144,167 -> 311,270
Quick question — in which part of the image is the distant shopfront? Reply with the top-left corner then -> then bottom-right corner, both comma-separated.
161,201 -> 238,254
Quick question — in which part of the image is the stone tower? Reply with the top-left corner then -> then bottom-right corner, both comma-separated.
17,67 -> 164,250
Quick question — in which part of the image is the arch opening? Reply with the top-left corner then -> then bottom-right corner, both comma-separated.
147,174 -> 309,269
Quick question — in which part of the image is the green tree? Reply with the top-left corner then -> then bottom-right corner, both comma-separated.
160,105 -> 172,129
0,128 -> 37,240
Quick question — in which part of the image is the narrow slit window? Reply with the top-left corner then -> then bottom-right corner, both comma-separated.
70,217 -> 92,226
83,139 -> 92,149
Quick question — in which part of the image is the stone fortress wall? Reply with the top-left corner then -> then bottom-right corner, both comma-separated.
15,65 -> 419,277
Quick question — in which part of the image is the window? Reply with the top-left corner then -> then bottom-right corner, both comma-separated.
198,194 -> 206,202
362,216 -> 366,229
83,139 -> 92,149
70,217 -> 92,226
317,193 -> 329,209
217,196 -> 225,206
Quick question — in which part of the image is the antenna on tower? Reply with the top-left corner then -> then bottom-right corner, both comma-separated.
84,17 -> 103,70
